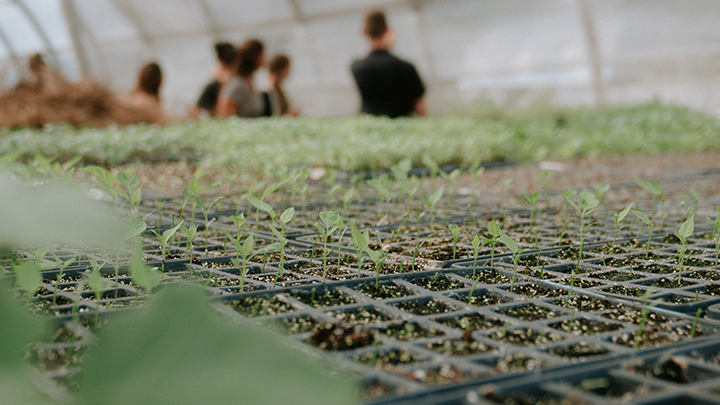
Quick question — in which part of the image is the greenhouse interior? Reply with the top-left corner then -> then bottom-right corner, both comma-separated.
3,1 -> 720,404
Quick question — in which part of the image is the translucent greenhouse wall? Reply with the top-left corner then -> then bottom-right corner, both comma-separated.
2,0 -> 720,117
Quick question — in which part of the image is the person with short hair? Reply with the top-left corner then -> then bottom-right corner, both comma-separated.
190,42 -> 236,118
261,54 -> 300,116
216,39 -> 265,117
130,62 -> 163,106
351,10 -> 426,118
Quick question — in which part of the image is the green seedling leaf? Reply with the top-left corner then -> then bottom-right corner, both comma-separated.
319,211 -> 341,227
365,247 -> 382,263
186,176 -> 201,195
81,165 -> 116,188
279,207 -> 295,225
634,179 -> 663,196
578,190 -> 599,211
390,158 -> 412,182
472,235 -> 482,251
562,190 -> 580,214
487,219 -> 501,239
87,267 -> 106,299
616,203 -> 633,223
523,192 -> 541,205
130,242 -> 161,294
229,213 -> 245,229
119,215 -> 147,244
262,178 -> 290,200
350,223 -> 368,251
498,231 -> 518,254
426,186 -> 444,207
14,261 -> 41,298
449,224 -> 461,238
421,155 -> 440,176
238,235 -> 254,259
268,223 -> 287,245
676,215 -> 695,243
247,197 -> 274,216
76,285 -> 359,405
162,221 -> 183,242
594,183 -> 610,199
632,210 -> 653,226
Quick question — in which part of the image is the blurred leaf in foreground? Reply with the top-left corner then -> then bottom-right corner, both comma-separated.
77,284 -> 360,405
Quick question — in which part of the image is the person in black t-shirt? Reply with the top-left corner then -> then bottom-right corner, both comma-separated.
189,42 -> 236,118
351,10 -> 426,118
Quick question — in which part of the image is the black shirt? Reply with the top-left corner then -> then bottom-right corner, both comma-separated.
351,50 -> 425,118
196,79 -> 221,114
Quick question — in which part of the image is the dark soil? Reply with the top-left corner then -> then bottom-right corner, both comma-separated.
611,330 -> 681,349
394,299 -> 456,315
552,295 -> 622,312
355,348 -> 421,368
547,342 -> 610,359
289,288 -> 356,308
455,291 -> 506,307
629,356 -> 695,383
601,307 -> 671,326
375,322 -> 444,340
590,271 -> 644,281
515,256 -> 549,267
555,277 -> 604,288
227,295 -> 295,317
504,283 -> 565,298
698,283 -> 720,296
426,335 -> 494,356
419,245 -> 471,261
409,364 -> 470,385
489,328 -> 565,346
268,316 -> 319,334
464,269 -> 510,284
647,277 -> 696,289
603,285 -> 648,297
248,272 -> 304,285
633,263 -> 676,274
548,318 -> 624,335
307,323 -> 374,351
491,353 -> 554,373
594,242 -> 630,255
410,274 -> 466,291
329,307 -> 392,324
519,267 -> 555,279
554,247 -> 593,261
686,270 -> 720,280
357,281 -> 414,300
297,266 -> 354,278
497,304 -> 559,321
599,256 -> 635,267
434,313 -> 504,331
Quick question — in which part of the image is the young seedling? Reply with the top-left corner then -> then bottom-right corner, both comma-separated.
116,170 -> 143,216
634,288 -> 661,349
500,322 -> 511,338
350,223 -> 370,278
81,165 -> 119,209
152,221 -> 183,271
412,231 -> 440,272
316,211 -> 341,283
679,192 -> 700,220
448,224 -> 461,260
269,207 -> 294,288
487,220 -> 501,266
632,210 -> 654,258
611,203 -> 634,246
468,277 -> 481,305
198,195 -> 224,250
470,235 -> 487,278
180,223 -> 198,262
567,308 -> 576,333
13,261 -> 41,301
115,215 -> 147,296
87,262 -> 106,321
634,179 -> 663,219
690,308 -> 702,337
424,186 -> 444,225
564,270 -> 576,308
675,215 -> 695,283
341,187 -> 355,214
523,191 -> 541,247
470,159 -> 485,196
154,199 -> 165,228
706,206 -> 720,270
130,241 -> 161,304
365,245 -> 388,289
50,253 -> 76,306
563,190 -> 599,270
558,189 -> 578,242
498,230 -> 524,292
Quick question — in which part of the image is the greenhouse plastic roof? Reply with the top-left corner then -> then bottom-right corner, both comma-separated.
2,0 -> 720,116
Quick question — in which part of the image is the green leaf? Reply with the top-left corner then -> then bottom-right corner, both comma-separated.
578,190 -> 599,212
319,211 -> 341,227
76,285 -> 359,405
186,177 -> 201,195
81,165 -> 116,188
616,203 -> 634,223
239,235 -> 254,259
472,235 -> 481,250
229,213 -> 245,229
14,261 -> 41,297
676,214 -> 695,242
593,183 -> 610,199
631,210 -> 653,226
449,224 -> 460,237
350,223 -> 368,251
634,179 -> 663,196
87,268 -> 106,298
161,221 -> 183,242
487,220 -> 501,239
365,247 -> 381,262
247,197 -> 274,216
523,192 -> 541,205
426,186 -> 444,207
262,178 -> 290,199
119,215 -> 147,244
498,231 -> 518,254
130,243 -> 161,293
279,207 -> 295,225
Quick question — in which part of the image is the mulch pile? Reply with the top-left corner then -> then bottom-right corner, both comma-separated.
0,70 -> 167,129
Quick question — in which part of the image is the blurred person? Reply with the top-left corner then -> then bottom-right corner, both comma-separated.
24,53 -> 66,93
190,42 -> 236,118
261,54 -> 300,116
351,10 -> 426,118
129,62 -> 163,108
216,39 -> 265,118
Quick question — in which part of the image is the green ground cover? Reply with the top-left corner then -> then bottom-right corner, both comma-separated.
1,102 -> 718,173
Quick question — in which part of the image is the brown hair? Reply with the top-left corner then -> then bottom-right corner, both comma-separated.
214,42 -> 236,66
135,62 -> 162,99
268,54 -> 290,75
235,39 -> 264,77
364,10 -> 388,39
28,53 -> 46,74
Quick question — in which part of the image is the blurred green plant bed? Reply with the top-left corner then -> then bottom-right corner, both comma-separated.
1,102 -> 719,172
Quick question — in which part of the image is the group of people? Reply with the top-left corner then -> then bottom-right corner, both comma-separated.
128,9 -> 426,120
